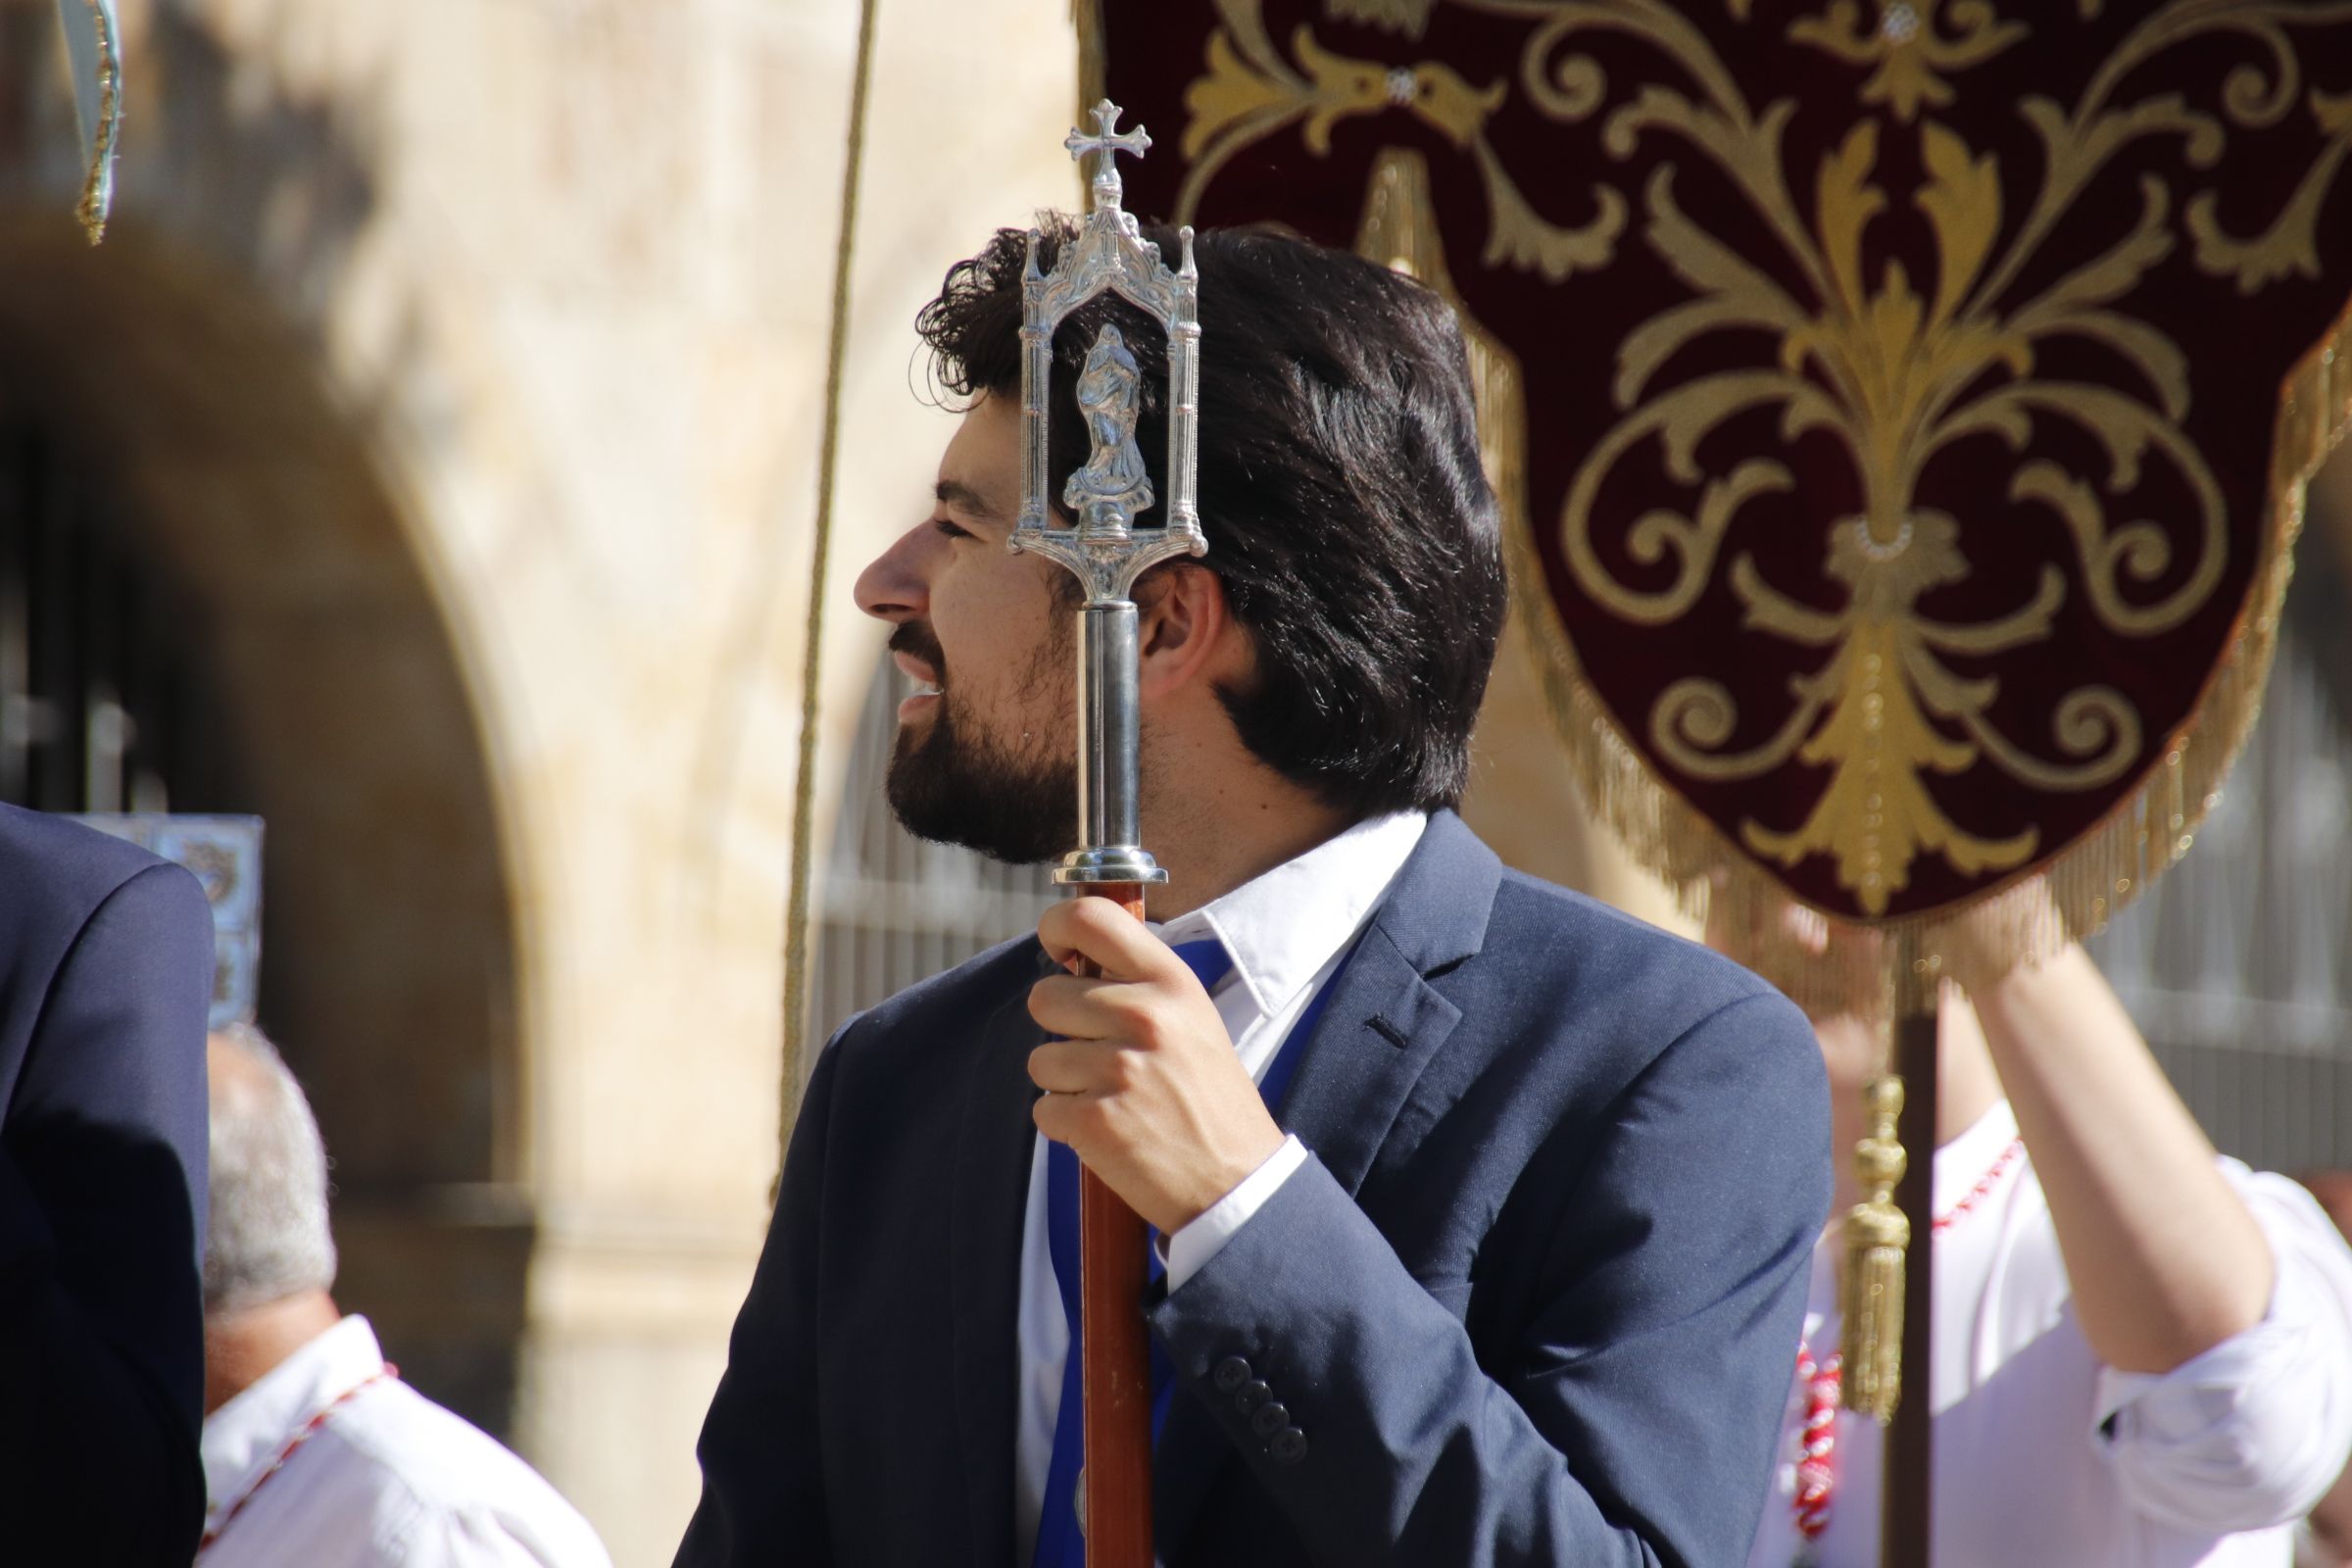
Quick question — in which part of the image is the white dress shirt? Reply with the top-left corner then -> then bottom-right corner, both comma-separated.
1010,809 -> 1430,1564
1744,1102 -> 2352,1568
200,1315 -> 613,1568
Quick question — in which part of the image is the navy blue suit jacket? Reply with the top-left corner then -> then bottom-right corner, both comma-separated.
0,805 -> 214,1560
680,812 -> 1830,1567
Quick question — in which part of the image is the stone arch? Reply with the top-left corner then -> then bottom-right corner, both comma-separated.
0,215 -> 528,1427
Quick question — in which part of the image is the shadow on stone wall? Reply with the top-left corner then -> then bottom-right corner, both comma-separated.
0,5 -> 530,1438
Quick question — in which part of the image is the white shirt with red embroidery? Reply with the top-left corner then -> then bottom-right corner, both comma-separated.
199,1315 -> 612,1568
1744,1101 -> 2352,1568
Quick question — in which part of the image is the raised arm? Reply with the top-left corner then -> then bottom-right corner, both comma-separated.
1957,942 -> 2273,1373
1957,930 -> 2352,1528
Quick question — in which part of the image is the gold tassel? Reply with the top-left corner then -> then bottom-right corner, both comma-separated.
1841,1073 -> 1910,1423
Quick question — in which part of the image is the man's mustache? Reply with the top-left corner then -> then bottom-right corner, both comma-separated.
888,622 -> 949,689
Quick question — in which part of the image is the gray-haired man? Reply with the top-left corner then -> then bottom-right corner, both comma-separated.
199,1025 -> 612,1568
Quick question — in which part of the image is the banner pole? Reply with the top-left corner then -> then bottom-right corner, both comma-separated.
1881,983 -> 1937,1564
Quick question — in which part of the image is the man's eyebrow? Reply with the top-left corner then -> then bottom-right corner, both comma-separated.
935,479 -> 1004,523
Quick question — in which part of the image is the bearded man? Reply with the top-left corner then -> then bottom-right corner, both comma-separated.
676,220 -> 1833,1568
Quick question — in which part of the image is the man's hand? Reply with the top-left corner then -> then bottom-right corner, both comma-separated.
1028,898 -> 1287,1235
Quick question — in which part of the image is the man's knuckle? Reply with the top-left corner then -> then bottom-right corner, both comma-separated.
1129,1006 -> 1173,1052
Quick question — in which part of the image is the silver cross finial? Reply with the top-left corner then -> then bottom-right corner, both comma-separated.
1065,99 -> 1152,212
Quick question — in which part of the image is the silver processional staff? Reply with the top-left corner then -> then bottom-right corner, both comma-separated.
1010,99 -> 1205,1568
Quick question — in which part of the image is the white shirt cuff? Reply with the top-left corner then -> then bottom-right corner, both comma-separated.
1163,1135 -> 1308,1294
2094,1177 -> 2352,1531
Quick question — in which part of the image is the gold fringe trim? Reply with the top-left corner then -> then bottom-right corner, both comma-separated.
1512,279 -> 2352,1019
73,0 -> 121,246
779,0 -> 883,1178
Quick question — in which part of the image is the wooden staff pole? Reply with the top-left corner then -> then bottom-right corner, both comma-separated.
1074,885 -> 1154,1564
1050,592 -> 1167,1564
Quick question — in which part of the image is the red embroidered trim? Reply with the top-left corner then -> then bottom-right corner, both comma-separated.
1792,1346 -> 1840,1545
197,1363 -> 400,1554
1933,1136 -> 2027,1233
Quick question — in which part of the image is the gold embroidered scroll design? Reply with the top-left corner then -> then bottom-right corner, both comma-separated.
1163,0 -> 2352,937
1542,0 -> 2352,914
1326,0 -> 1441,42
1788,0 -> 2028,122
1180,0 -> 1626,282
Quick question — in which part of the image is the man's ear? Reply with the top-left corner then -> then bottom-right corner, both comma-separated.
1135,563 -> 1235,700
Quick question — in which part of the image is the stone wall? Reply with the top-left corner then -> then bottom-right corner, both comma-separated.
3,0 -> 1081,1558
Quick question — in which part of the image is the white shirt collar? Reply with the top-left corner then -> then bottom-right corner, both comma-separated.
201,1313 -> 386,1522
1156,811 -> 1430,1023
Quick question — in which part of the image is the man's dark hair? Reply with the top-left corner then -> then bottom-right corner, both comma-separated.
914,218 -> 1507,818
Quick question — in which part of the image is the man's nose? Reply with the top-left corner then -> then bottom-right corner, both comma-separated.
854,523 -> 932,624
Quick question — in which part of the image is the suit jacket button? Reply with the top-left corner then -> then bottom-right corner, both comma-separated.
1235,1380 -> 1272,1415
1269,1427 -> 1307,1465
1213,1356 -> 1252,1394
1250,1401 -> 1290,1439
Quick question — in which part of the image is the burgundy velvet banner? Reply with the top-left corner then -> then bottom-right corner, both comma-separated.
1095,0 -> 2352,929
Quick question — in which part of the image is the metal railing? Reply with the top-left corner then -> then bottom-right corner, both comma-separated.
0,414 -> 198,814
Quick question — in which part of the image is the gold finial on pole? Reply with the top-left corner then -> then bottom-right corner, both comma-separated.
59,0 -> 124,244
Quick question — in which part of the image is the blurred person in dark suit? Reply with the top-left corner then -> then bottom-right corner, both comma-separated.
198,1023 -> 612,1568
0,802 -> 215,1561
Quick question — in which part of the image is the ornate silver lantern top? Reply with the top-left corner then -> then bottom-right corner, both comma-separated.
1012,100 -> 1207,891
1011,100 -> 1207,603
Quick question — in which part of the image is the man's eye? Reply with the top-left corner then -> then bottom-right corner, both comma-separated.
932,517 -> 972,541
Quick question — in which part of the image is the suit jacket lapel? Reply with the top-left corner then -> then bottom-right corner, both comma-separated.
950,955 -> 1048,1568
1272,925 -> 1462,1195
1153,813 -> 1501,1558
1271,810 -> 1496,1194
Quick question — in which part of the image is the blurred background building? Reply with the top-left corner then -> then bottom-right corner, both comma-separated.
0,1 -> 2346,1560
0,0 -> 1083,1556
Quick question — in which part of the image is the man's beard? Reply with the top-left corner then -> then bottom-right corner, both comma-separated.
883,624 -> 1077,865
